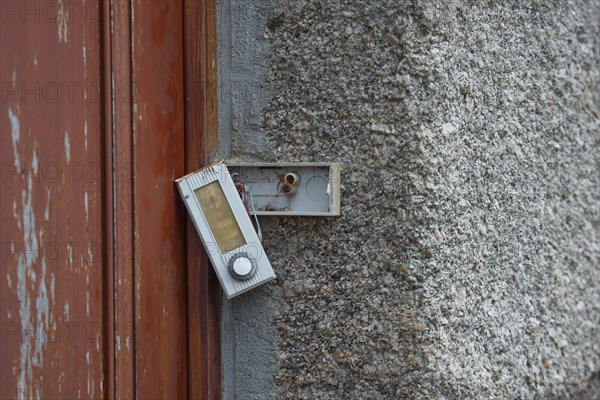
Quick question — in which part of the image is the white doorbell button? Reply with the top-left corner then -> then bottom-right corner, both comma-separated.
229,254 -> 257,280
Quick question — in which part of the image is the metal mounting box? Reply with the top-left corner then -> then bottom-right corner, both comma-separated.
228,162 -> 341,216
175,161 -> 275,298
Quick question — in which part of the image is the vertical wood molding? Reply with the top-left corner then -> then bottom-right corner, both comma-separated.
131,0 -> 188,398
104,0 -> 193,398
103,1 -> 136,398
184,0 -> 222,398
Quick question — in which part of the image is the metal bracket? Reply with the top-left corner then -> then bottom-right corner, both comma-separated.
227,162 -> 341,216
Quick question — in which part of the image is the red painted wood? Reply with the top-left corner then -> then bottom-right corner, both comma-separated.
1,1 -> 106,397
1,1 -> 220,398
103,0 -> 136,398
184,1 -> 222,398
131,1 -> 188,398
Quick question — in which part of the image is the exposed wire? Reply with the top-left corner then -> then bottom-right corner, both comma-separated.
232,173 -> 263,242
247,186 -> 263,242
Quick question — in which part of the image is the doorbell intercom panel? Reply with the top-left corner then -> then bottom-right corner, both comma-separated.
175,161 -> 275,298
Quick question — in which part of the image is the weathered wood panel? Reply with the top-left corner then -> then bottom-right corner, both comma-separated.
131,1 -> 188,398
1,1 -> 220,398
184,0 -> 222,398
103,0 -> 136,398
1,1 -> 106,398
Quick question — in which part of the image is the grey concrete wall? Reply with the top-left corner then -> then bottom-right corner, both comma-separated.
218,0 -> 599,398
218,0 -> 281,399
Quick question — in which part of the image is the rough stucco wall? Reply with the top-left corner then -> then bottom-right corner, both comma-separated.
220,0 -> 599,398
218,1 -> 280,399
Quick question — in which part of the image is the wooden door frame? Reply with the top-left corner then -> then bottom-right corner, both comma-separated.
103,0 -> 220,398
102,0 -> 134,397
183,1 -> 222,399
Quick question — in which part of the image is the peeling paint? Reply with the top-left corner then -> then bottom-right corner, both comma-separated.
44,189 -> 50,222
13,200 -> 18,219
57,2 -> 69,43
50,273 -> 56,304
84,121 -> 88,152
9,107 -> 21,167
33,258 -> 50,365
64,131 -> 70,163
84,192 -> 89,223
87,247 -> 94,268
32,148 -> 38,174
67,244 -> 73,269
86,352 -> 94,397
29,266 -> 36,284
15,145 -> 49,399
86,275 -> 90,317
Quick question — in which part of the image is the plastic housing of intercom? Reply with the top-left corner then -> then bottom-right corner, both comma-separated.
175,162 -> 276,298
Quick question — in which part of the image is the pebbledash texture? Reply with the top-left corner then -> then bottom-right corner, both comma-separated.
222,0 -> 599,398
